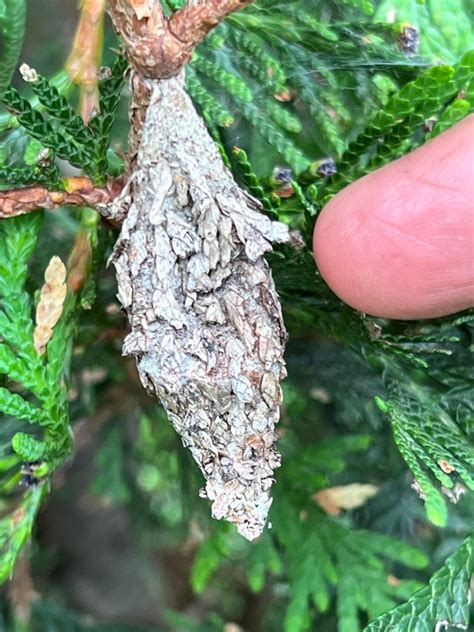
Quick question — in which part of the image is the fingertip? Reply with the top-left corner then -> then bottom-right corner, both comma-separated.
313,116 -> 474,319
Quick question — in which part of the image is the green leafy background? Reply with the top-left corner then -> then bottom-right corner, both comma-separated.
0,0 -> 472,631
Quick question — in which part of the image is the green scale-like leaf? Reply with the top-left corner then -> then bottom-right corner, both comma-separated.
0,484 -> 47,584
0,215 -> 75,579
2,85 -> 91,171
366,534 -> 473,631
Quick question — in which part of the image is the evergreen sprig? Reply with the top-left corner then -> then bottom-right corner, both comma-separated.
232,146 -> 280,216
0,57 -> 126,186
0,1 -> 472,629
0,163 -> 61,189
2,84 -> 94,177
0,214 -> 74,579
185,0 -> 417,179
26,74 -> 93,148
316,51 -> 474,206
0,484 -> 47,584
366,533 -> 473,631
0,215 -> 73,454
87,55 -> 128,180
375,370 -> 474,528
376,0 -> 473,64
271,505 -> 426,632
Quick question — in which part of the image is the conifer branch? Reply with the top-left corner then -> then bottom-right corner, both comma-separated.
108,0 -> 254,79
0,177 -> 121,218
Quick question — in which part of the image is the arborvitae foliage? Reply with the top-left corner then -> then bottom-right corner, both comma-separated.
0,0 -> 472,630
0,212 -> 76,582
366,533 -> 473,630
1,55 -> 127,185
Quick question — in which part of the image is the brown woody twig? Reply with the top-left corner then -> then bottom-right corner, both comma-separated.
108,0 -> 254,170
1,1 -> 252,220
0,177 -> 122,218
108,0 -> 254,79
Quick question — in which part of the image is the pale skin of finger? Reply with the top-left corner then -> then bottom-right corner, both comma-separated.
313,115 -> 474,319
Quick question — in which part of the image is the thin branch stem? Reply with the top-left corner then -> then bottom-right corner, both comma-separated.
0,177 -> 122,218
169,0 -> 254,44
108,0 -> 254,79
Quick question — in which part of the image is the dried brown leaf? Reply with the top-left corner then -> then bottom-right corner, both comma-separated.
34,256 -> 67,355
314,483 -> 379,516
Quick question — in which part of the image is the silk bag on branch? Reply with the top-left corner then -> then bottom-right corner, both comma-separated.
107,0 -> 290,539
